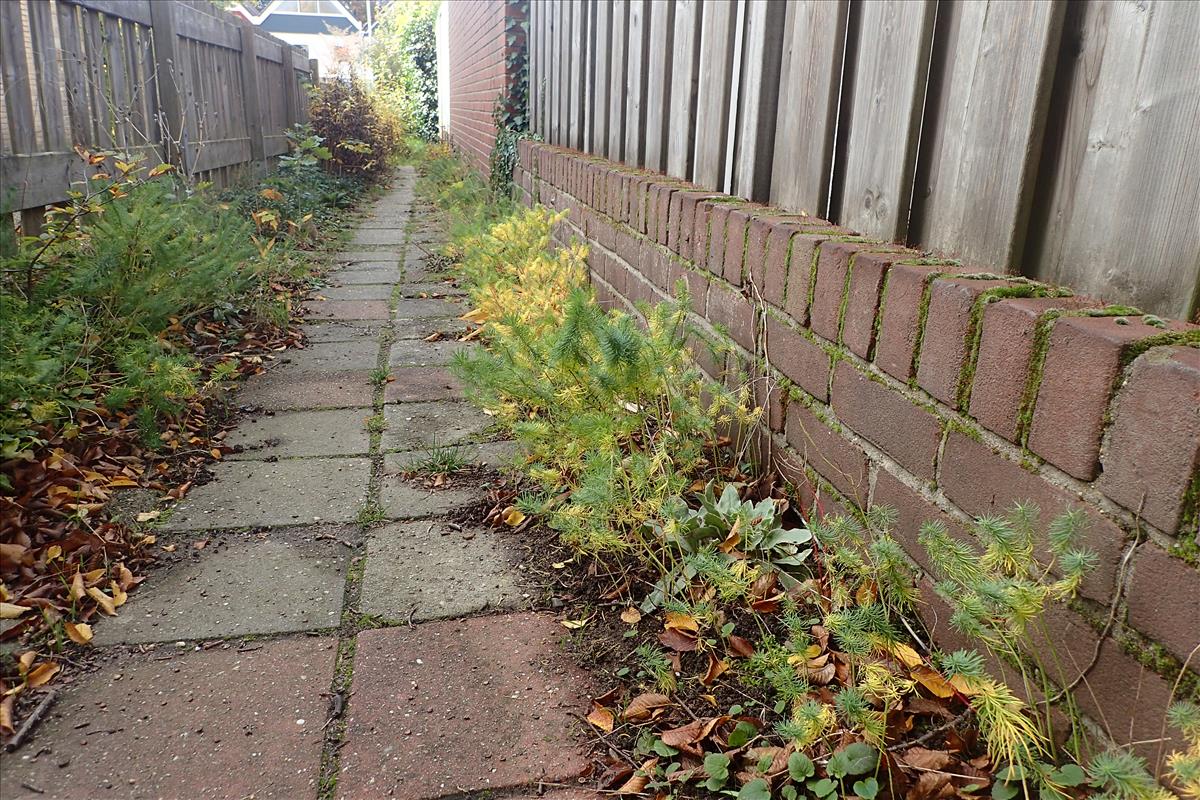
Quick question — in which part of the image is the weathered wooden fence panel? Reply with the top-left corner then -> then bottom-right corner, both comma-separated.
527,0 -> 1199,318
1,0 -> 315,223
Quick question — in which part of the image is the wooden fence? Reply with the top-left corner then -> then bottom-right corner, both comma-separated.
527,0 -> 1200,320
1,0 -> 317,231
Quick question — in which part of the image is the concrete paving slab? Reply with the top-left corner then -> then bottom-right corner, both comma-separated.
304,299 -> 391,321
393,298 -> 462,319
336,250 -> 402,263
238,369 -> 374,410
359,521 -> 522,622
351,228 -> 407,247
397,281 -> 466,298
328,269 -> 400,285
94,527 -> 355,644
382,401 -> 492,451
320,284 -> 394,302
359,214 -> 412,229
388,338 -> 473,367
391,317 -> 466,340
163,457 -> 369,530
400,265 -> 451,283
337,614 -> 590,799
377,474 -> 475,520
275,340 -> 381,373
227,408 -> 371,460
0,638 -> 336,800
382,367 -> 462,403
301,320 -> 382,344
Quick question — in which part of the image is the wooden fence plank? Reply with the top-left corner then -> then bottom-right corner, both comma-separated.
528,0 -> 538,137
769,0 -> 846,216
643,0 -> 674,173
666,0 -> 702,180
731,0 -> 785,201
568,0 -> 584,149
909,0 -> 1063,269
1023,0 -> 1200,320
834,0 -> 935,241
82,9 -> 116,149
693,0 -> 737,190
591,0 -> 611,155
582,0 -> 596,153
28,1 -> 69,152
56,2 -> 94,148
623,0 -> 649,167
606,0 -> 628,161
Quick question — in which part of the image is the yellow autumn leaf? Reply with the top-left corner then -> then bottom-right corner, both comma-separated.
86,586 -> 117,616
949,674 -> 984,697
26,662 -> 59,688
0,602 -> 29,620
111,581 -> 127,607
82,568 -> 106,583
0,696 -> 14,734
888,642 -> 924,669
260,187 -> 284,201
65,622 -> 94,645
461,307 -> 488,324
69,572 -> 85,601
18,651 -> 36,675
560,617 -> 590,629
136,510 -> 161,523
664,611 -> 699,633
620,607 -> 642,625
45,545 -> 63,561
502,507 -> 526,526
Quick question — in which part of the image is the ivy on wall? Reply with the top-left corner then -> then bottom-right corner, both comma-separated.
489,0 -> 532,198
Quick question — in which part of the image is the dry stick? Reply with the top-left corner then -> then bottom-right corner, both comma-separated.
887,708 -> 973,752
5,691 -> 58,752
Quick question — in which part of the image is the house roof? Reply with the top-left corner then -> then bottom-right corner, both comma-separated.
231,0 -> 363,33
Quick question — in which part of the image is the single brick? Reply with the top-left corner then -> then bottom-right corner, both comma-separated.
1070,640 -> 1183,766
841,250 -> 917,360
831,362 -> 942,481
612,227 -> 642,273
784,402 -> 870,507
689,199 -> 716,265
782,233 -> 834,327
706,282 -> 756,351
706,204 -> 733,278
968,296 -> 1097,441
687,330 -> 725,380
916,276 -> 1022,409
669,260 -> 709,308
873,262 -> 946,382
1028,315 -> 1184,481
810,242 -> 905,345
641,243 -> 671,292
870,470 -> 979,577
764,315 -> 832,402
671,191 -> 717,258
1098,345 -> 1200,534
1127,543 -> 1200,662
647,182 -> 672,243
762,224 -> 798,308
746,215 -> 802,291
939,430 -> 1125,603
723,207 -> 759,286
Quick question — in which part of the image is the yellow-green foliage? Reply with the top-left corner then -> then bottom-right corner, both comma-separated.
450,206 -> 758,554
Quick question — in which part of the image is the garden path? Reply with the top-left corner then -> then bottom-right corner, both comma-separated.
0,168 -> 596,800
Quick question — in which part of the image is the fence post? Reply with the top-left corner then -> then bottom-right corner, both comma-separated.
149,0 -> 187,172
281,45 -> 300,130
309,57 -> 319,85
237,20 -> 266,177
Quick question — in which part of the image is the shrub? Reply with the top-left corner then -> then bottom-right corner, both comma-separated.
308,76 -> 402,183
366,0 -> 439,141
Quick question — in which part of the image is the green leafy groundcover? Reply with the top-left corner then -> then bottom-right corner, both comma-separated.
416,146 -> 1197,800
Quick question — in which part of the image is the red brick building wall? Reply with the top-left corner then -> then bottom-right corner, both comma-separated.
514,140 -> 1200,766
445,0 -> 523,177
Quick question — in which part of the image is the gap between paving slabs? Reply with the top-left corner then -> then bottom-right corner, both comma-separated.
1,170 -> 593,800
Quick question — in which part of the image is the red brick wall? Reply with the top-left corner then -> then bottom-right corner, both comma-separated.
445,0 -> 523,177
514,140 -> 1200,763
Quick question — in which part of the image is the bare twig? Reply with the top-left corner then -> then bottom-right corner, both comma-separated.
888,708 -> 973,752
5,691 -> 58,752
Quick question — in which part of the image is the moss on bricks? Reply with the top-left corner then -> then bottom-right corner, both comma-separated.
1114,628 -> 1200,702
906,269 -> 949,389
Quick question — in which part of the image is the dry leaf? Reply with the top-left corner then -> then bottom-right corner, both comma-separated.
620,607 -> 642,625
65,622 -> 94,645
0,602 -> 29,620
586,702 -> 616,732
0,695 -> 14,734
889,642 -> 924,669
560,617 -> 589,629
69,572 -> 85,601
502,507 -> 526,526
136,510 -> 161,523
623,693 -> 672,722
700,651 -> 730,686
727,635 -> 756,658
912,665 -> 955,698
616,758 -> 658,795
658,628 -> 699,652
664,611 -> 699,633
111,581 -> 128,607
86,586 -> 118,616
26,662 -> 59,688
